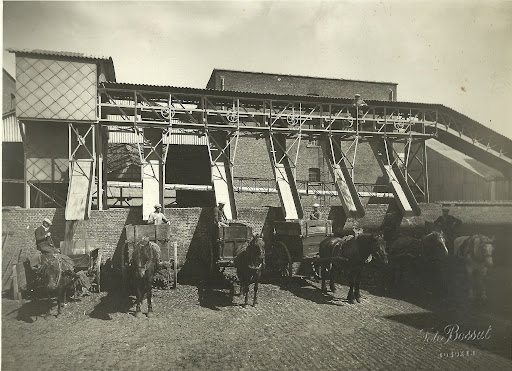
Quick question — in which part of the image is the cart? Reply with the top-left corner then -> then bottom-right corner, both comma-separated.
201,223 -> 253,301
122,224 -> 178,290
271,219 -> 334,278
207,222 -> 253,274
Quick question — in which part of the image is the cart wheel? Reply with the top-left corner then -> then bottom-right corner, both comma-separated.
274,242 -> 292,279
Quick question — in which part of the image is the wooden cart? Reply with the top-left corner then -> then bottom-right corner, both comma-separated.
122,224 -> 178,289
271,219 -> 334,278
208,222 -> 253,274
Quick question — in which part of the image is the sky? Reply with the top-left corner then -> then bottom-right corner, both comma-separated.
2,1 -> 512,138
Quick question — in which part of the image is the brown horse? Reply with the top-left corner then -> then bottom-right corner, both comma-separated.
234,234 -> 265,307
388,230 -> 448,287
319,233 -> 387,304
454,235 -> 495,302
40,254 -> 77,317
130,240 -> 159,317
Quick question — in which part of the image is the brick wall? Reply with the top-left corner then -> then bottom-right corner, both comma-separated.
4,203 -> 512,290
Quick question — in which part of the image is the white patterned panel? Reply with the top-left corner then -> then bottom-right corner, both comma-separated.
16,57 -> 97,121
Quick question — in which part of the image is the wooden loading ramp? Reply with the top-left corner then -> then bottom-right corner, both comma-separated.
65,160 -> 95,220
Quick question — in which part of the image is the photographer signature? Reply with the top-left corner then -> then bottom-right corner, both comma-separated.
421,324 -> 492,344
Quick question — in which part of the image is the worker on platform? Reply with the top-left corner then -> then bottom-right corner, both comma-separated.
434,206 -> 462,253
147,204 -> 170,225
213,202 -> 230,228
35,218 -> 60,254
310,203 -> 321,220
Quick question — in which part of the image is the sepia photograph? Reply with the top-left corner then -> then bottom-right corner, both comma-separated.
1,1 -> 511,370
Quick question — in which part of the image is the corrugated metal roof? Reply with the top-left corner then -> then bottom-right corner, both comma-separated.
6,48 -> 111,61
2,112 -> 22,142
210,68 -> 398,86
7,48 -> 116,82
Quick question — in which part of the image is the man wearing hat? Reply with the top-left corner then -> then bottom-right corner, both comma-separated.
147,204 -> 169,225
434,205 -> 462,252
213,201 -> 229,228
35,218 -> 59,254
310,203 -> 321,220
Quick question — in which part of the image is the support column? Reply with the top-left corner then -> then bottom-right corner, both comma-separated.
321,136 -> 364,218
142,128 -> 164,221
18,121 -> 30,208
95,123 -> 105,210
266,134 -> 303,220
370,139 -> 421,216
207,131 -> 237,220
65,123 -> 96,220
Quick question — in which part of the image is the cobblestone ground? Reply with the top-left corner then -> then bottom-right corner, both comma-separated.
2,264 -> 511,371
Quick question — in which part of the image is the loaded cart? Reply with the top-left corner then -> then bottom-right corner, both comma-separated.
122,224 -> 178,289
271,219 -> 334,278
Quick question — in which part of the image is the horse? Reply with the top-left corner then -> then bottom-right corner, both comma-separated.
234,234 -> 265,307
318,233 -> 387,304
454,235 -> 495,302
388,230 -> 448,288
130,239 -> 159,317
40,254 -> 78,317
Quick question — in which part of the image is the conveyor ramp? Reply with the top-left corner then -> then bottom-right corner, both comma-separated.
65,160 -> 94,220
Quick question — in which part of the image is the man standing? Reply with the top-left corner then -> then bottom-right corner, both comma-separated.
434,206 -> 462,252
310,203 -> 321,220
35,218 -> 60,254
213,202 -> 229,227
147,204 -> 169,225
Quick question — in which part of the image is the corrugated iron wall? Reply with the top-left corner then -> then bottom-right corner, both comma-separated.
108,127 -> 207,145
427,146 -> 511,201
2,113 -> 22,142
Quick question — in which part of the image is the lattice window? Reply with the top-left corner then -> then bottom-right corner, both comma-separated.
16,57 -> 97,121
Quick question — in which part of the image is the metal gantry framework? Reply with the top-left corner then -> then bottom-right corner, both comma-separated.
96,83 -> 439,218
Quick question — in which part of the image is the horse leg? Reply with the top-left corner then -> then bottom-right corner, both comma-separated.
347,270 -> 355,304
329,263 -> 336,293
147,281 -> 153,317
354,269 -> 362,303
243,281 -> 249,307
320,263 -> 327,293
466,266 -> 475,301
46,289 -> 52,317
477,268 -> 488,302
253,277 -> 259,306
135,283 -> 142,317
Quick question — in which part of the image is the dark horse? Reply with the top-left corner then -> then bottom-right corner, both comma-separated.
40,254 -> 77,317
130,240 -> 159,317
319,233 -> 387,304
234,234 -> 265,307
388,230 -> 448,287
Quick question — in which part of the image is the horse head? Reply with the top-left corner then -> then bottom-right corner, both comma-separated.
246,233 -> 265,270
133,239 -> 155,278
371,233 -> 388,264
472,235 -> 495,267
423,231 -> 448,257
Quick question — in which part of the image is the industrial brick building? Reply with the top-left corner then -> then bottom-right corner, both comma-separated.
2,49 -> 512,217
3,48 -> 512,292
